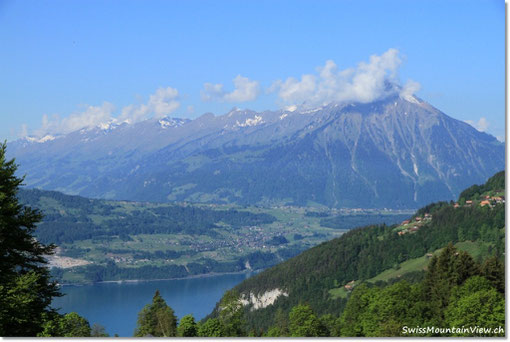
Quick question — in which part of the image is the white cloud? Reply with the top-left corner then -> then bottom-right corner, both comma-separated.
148,87 -> 180,117
29,87 -> 181,138
120,86 -> 180,123
465,117 -> 489,132
201,83 -> 225,102
270,48 -> 419,108
201,75 -> 260,103
33,102 -> 115,137
270,74 -> 316,105
399,80 -> 421,102
224,75 -> 260,102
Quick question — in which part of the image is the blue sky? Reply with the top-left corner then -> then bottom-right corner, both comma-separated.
0,0 -> 504,141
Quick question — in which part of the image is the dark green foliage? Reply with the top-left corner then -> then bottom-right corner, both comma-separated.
293,233 -> 304,240
177,314 -> 198,337
422,243 -> 479,325
288,304 -> 327,337
244,251 -> 279,269
265,308 -> 289,337
90,323 -> 109,337
343,281 -> 423,336
248,246 -> 504,338
266,235 -> 289,246
80,262 -> 189,282
38,312 -> 91,337
480,256 -> 505,294
72,256 -> 257,283
445,277 -> 505,336
197,318 -> 223,337
134,290 -> 177,337
379,270 -> 425,287
459,170 -> 504,202
318,313 -> 337,337
336,284 -> 374,337
224,172 -> 505,333
218,290 -> 246,337
17,188 -> 276,244
0,143 -> 61,336
336,247 -> 504,337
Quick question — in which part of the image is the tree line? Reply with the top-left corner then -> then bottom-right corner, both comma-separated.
0,140 -> 504,337
223,172 -> 504,332
132,243 -> 504,337
18,188 -> 276,245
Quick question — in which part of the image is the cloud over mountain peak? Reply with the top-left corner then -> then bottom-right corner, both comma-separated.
270,48 -> 420,108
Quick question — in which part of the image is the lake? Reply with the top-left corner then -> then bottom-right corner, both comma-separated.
52,272 -> 254,337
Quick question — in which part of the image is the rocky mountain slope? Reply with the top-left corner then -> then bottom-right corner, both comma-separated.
8,95 -> 504,208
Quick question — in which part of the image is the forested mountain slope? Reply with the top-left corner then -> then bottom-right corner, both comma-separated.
212,171 -> 505,332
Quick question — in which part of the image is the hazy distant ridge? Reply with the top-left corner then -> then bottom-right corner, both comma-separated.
8,95 -> 504,208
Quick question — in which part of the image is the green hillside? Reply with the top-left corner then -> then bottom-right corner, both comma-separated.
18,188 -> 410,283
209,171 -> 505,334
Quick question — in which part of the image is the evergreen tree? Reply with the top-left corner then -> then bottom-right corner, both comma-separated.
318,314 -> 336,337
445,277 -> 505,337
422,244 -> 478,325
134,290 -> 177,337
288,304 -> 325,337
197,318 -> 223,337
38,312 -> 91,337
0,142 -> 61,336
481,256 -> 505,294
266,307 -> 289,336
177,314 -> 197,337
90,323 -> 109,337
338,284 -> 375,336
218,289 -> 245,336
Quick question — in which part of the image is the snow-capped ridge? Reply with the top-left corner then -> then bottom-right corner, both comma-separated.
24,134 -> 58,143
236,115 -> 264,127
400,93 -> 421,105
158,117 -> 189,129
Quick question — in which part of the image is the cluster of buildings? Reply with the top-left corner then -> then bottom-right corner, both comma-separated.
453,194 -> 505,209
344,280 -> 357,291
397,213 -> 432,236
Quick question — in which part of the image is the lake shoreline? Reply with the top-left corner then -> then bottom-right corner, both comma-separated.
57,268 -> 261,287
53,271 -> 255,336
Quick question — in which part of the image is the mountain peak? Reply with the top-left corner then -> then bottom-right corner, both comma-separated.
8,96 -> 503,209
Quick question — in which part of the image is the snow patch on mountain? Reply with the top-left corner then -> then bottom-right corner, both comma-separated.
300,107 -> 322,114
237,115 -> 264,127
158,117 -> 187,129
284,105 -> 297,112
24,134 -> 58,143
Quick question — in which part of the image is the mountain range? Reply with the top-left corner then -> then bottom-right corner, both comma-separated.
8,94 -> 504,208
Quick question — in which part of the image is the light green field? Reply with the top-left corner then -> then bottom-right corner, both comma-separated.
329,287 -> 350,299
367,250 -> 441,283
328,239 -> 495,299
28,190 -> 412,283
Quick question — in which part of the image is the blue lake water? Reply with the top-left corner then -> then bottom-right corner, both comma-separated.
52,272 -> 254,337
